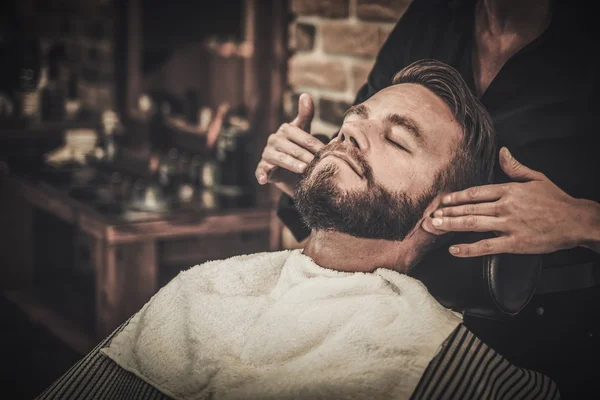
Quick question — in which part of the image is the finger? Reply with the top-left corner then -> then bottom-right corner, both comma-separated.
499,147 -> 545,182
421,218 -> 450,236
428,215 -> 504,233
262,147 -> 307,174
279,123 -> 325,154
433,201 -> 500,218
441,184 -> 505,206
291,93 -> 315,131
271,136 -> 316,165
448,237 -> 513,258
255,160 -> 276,184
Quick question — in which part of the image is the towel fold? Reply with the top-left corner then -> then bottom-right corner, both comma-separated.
101,249 -> 462,400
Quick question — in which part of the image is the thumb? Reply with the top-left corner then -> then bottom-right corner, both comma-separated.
500,147 -> 544,182
291,93 -> 314,132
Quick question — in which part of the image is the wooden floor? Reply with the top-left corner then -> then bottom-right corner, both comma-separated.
0,292 -> 88,399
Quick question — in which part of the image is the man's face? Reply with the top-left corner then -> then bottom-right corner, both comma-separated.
295,83 -> 464,240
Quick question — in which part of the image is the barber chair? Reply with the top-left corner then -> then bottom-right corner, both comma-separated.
412,230 -> 600,319
410,232 -> 542,319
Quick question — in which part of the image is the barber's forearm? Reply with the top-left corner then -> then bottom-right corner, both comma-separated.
577,198 -> 600,254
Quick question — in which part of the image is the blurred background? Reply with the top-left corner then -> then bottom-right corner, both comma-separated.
0,0 -> 410,397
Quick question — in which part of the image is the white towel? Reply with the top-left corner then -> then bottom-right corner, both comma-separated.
101,249 -> 462,400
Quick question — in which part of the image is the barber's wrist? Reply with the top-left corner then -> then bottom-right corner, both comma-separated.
575,198 -> 600,253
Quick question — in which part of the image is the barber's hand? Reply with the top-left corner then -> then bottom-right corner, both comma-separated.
255,93 -> 324,198
422,147 -> 599,257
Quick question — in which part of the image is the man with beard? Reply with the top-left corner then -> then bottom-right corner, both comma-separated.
37,60 -> 559,400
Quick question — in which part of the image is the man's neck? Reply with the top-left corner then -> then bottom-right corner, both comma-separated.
478,0 -> 552,37
302,229 -> 429,274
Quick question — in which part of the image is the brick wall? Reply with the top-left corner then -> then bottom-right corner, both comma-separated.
34,0 -> 116,112
285,0 -> 412,136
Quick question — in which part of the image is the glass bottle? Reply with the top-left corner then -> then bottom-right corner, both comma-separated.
17,37 -> 41,122
40,45 -> 66,122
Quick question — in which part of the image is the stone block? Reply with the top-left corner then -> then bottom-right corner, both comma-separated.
289,23 -> 316,52
289,57 -> 347,91
357,0 -> 412,22
291,0 -> 349,18
322,22 -> 392,58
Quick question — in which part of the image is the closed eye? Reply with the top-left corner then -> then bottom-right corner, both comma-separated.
387,137 -> 408,152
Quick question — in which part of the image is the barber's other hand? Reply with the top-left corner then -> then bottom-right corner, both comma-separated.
255,93 -> 324,198
422,147 -> 600,257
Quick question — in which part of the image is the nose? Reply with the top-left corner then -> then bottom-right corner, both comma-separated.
338,122 -> 368,151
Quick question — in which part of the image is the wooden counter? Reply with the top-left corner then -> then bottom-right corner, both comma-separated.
1,171 -> 272,352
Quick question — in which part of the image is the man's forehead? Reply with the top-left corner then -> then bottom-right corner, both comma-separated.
368,83 -> 451,114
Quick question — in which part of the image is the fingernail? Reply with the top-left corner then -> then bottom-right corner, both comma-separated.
449,246 -> 460,254
297,163 -> 306,172
443,195 -> 452,203
433,209 -> 443,217
503,147 -> 512,159
432,218 -> 443,227
258,175 -> 266,184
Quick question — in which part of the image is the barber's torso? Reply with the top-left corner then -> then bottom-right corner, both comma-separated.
358,0 -> 600,272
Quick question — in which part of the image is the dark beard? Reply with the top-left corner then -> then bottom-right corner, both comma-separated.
294,145 -> 440,241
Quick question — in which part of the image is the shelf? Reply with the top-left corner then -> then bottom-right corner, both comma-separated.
0,120 -> 95,141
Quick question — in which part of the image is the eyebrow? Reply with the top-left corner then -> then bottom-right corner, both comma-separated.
385,113 -> 425,146
344,104 -> 369,119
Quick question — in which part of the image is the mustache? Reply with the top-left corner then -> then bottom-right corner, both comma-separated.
312,142 -> 373,182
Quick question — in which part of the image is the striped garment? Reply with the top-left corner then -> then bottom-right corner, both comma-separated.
36,322 -> 560,400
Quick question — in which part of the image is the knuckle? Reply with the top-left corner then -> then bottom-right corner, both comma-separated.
504,196 -> 515,208
276,123 -> 288,135
305,137 -> 317,149
443,207 -> 455,217
479,240 -> 493,253
467,186 -> 479,199
466,204 -> 476,215
491,202 -> 500,215
261,147 -> 271,160
466,215 -> 478,228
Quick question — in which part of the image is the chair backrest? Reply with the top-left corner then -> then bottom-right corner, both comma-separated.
410,232 -> 541,319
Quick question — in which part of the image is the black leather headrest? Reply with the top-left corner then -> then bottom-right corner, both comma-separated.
410,232 -> 542,320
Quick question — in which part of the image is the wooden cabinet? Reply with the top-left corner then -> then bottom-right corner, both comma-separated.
2,173 -> 272,351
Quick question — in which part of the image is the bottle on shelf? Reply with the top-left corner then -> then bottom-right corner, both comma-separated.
65,72 -> 81,119
17,36 -> 42,123
101,110 -> 122,163
40,44 -> 66,123
176,150 -> 194,203
198,102 -> 230,210
214,105 -> 253,208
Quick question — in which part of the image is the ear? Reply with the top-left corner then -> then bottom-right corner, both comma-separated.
417,194 -> 458,247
